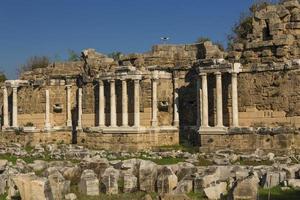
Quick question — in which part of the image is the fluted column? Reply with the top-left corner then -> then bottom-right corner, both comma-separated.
121,79 -> 128,126
1,86 -> 9,129
200,73 -> 209,127
110,79 -> 117,127
173,77 -> 179,127
66,85 -> 72,127
12,86 -> 18,128
231,72 -> 239,127
45,89 -> 51,130
98,80 -> 105,127
77,88 -> 82,130
151,71 -> 158,127
215,72 -> 223,127
133,79 -> 140,127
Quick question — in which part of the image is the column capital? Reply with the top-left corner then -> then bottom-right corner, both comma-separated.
231,71 -> 238,77
214,71 -> 222,76
133,79 -> 140,83
108,79 -> 115,83
199,72 -> 207,77
65,84 -> 72,88
98,80 -> 104,85
1,86 -> 7,90
151,70 -> 159,80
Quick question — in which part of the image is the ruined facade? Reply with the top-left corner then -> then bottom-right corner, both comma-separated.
1,0 -> 300,151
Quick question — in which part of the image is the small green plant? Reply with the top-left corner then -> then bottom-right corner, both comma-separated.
0,193 -> 7,200
24,145 -> 34,153
259,186 -> 300,200
198,156 -> 214,166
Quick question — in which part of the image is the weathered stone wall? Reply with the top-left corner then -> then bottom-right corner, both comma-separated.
238,68 -> 300,127
0,129 -> 178,152
200,132 -> 300,152
228,0 -> 300,69
16,84 -> 78,128
0,131 -> 72,146
77,130 -> 179,151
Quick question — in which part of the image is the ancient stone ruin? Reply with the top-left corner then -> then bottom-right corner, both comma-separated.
1,0 -> 300,153
1,0 -> 300,199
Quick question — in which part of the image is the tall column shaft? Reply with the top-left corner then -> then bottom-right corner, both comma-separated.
66,85 -> 72,127
196,79 -> 202,127
200,73 -> 209,127
77,88 -> 82,129
12,86 -> 18,128
133,79 -> 140,127
110,80 -> 116,127
231,72 -> 239,127
215,72 -> 223,127
2,86 -> 9,128
173,77 -> 179,127
45,89 -> 51,130
121,79 -> 128,126
99,80 -> 105,127
151,75 -> 158,127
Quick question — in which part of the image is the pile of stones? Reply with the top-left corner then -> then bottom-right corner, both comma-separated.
0,144 -> 300,199
228,0 -> 300,69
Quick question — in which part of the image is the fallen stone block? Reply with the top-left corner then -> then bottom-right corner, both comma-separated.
204,182 -> 227,200
78,169 -> 99,196
233,175 -> 259,200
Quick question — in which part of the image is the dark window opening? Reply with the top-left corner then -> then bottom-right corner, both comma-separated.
263,20 -> 272,41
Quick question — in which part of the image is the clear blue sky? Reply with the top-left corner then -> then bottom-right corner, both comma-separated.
0,0 -> 254,79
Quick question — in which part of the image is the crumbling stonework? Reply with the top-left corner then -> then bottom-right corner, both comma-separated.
1,0 -> 300,152
228,0 -> 300,68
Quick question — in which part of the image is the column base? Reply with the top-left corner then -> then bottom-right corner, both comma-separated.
151,120 -> 158,127
173,121 -> 179,127
76,126 -> 83,131
1,126 -> 10,131
198,126 -> 228,135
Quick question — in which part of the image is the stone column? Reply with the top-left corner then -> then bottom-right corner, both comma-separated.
45,89 -> 51,130
200,73 -> 209,127
66,85 -> 72,127
173,77 -> 179,127
133,79 -> 140,127
196,79 -> 202,128
121,79 -> 128,127
98,80 -> 105,127
12,86 -> 18,128
215,72 -> 223,127
151,71 -> 158,127
77,88 -> 82,130
110,79 -> 117,127
231,72 -> 239,127
1,86 -> 9,129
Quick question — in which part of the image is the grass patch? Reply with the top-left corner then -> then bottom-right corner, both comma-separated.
0,193 -> 7,200
156,144 -> 198,153
0,154 -> 17,164
259,186 -> 300,200
24,145 -> 34,153
0,153 -> 69,165
187,191 -> 206,199
237,158 -> 273,166
198,156 -> 214,166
